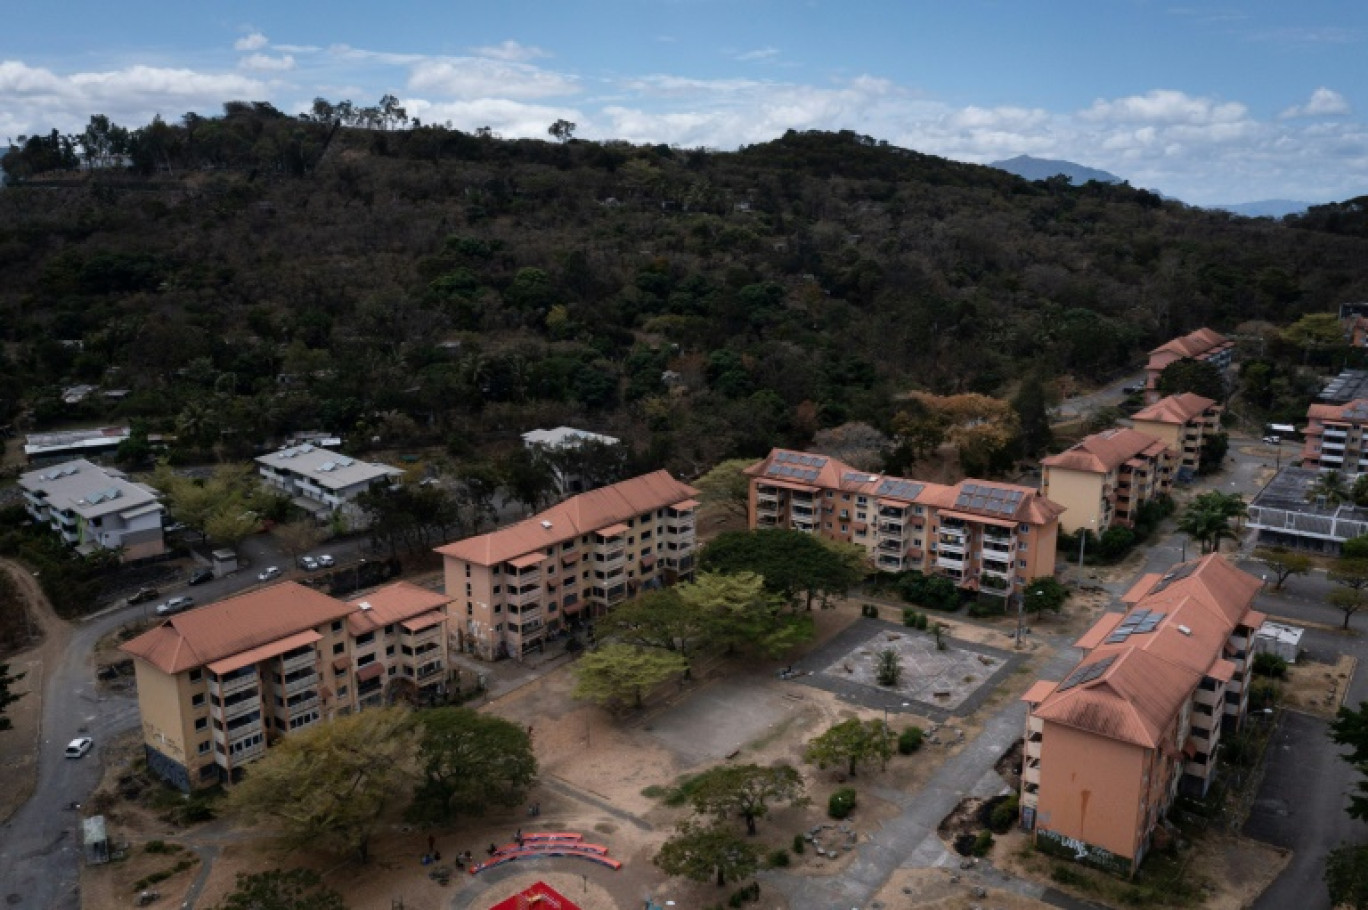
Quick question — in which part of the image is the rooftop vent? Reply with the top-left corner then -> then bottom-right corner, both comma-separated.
1177,624 -> 1192,636
358,601 -> 372,611
541,520 -> 553,529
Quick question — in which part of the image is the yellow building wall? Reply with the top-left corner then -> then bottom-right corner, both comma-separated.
1036,721 -> 1147,864
1041,468 -> 1103,534
1023,520 -> 1059,581
131,661 -> 220,784
1131,419 -> 1180,452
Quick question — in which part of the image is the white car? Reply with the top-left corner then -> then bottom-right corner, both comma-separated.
299,556 -> 319,571
65,736 -> 93,759
316,554 -> 335,568
258,566 -> 282,581
1262,435 -> 1281,445
155,596 -> 194,616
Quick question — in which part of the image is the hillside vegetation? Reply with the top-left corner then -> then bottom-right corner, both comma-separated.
2,106 -> 1366,475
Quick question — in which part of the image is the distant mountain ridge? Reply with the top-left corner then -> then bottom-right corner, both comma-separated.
990,154 -> 1123,186
1207,199 -> 1311,219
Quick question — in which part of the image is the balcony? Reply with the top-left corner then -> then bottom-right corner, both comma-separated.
876,554 -> 905,572
756,488 -> 781,505
214,719 -> 264,746
1023,759 -> 1040,786
937,555 -> 965,571
210,693 -> 261,722
595,547 -> 626,566
284,694 -> 320,715
1024,737 -> 1042,761
756,500 -> 780,516
510,569 -> 542,587
280,650 -> 317,675
209,671 -> 259,699
417,662 -> 445,680
791,518 -> 815,533
284,672 -> 319,696
508,585 -> 542,607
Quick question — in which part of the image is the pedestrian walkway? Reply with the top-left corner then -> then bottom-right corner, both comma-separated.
762,638 -> 1084,910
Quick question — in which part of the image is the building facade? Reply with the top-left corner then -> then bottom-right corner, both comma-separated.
255,444 -> 403,526
521,426 -> 623,495
1301,398 -> 1368,472
1019,556 -> 1265,874
437,471 -> 699,661
1142,328 -> 1233,404
744,449 -> 1062,603
1130,393 -> 1222,481
18,459 -> 165,560
23,425 -> 130,465
1040,429 -> 1175,535
120,580 -> 453,791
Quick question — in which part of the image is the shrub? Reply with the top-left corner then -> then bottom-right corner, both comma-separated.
767,848 -> 791,868
988,793 -> 1020,833
861,603 -> 880,618
792,834 -> 805,854
1253,652 -> 1288,679
968,597 -> 1006,617
898,727 -> 924,754
1051,864 -> 1087,887
727,882 -> 761,907
1248,678 -> 1279,711
971,830 -> 995,856
875,648 -> 901,686
828,787 -> 857,819
144,840 -> 171,854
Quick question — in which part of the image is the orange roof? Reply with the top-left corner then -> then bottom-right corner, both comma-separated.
1146,328 -> 1232,373
1021,679 -> 1059,704
1132,393 -> 1218,425
1041,428 -> 1173,475
1121,572 -> 1163,604
747,448 -> 1065,527
348,581 -> 451,635
207,629 -> 321,675
1307,399 -> 1368,426
1032,554 -> 1262,747
436,471 -> 699,567
120,582 -> 353,675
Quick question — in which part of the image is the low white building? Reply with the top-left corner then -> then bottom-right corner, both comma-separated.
23,426 -> 130,465
19,459 -> 165,560
521,426 -> 621,494
1253,620 -> 1303,664
255,444 -> 402,526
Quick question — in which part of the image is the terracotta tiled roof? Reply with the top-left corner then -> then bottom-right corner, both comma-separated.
1307,398 -> 1368,426
1131,393 -> 1218,425
120,582 -> 353,675
746,448 -> 1065,526
435,470 -> 699,567
1041,428 -> 1173,475
1145,328 -> 1232,373
347,581 -> 451,635
1034,647 -> 1199,748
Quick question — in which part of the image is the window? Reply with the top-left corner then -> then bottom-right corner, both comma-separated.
337,685 -> 348,697
331,620 -> 343,633
1017,559 -> 1027,568
195,717 -> 208,731
467,602 -> 473,615
191,693 -> 206,708
188,669 -> 203,683
336,666 -> 347,677
332,642 -> 345,655
466,583 -> 472,596
842,493 -> 851,501
1018,524 -> 1031,533
385,645 -> 395,656
357,654 -> 376,667
857,496 -> 867,505
913,506 -> 924,515
198,741 -> 211,755
384,624 -> 394,636
492,585 -> 501,594
388,666 -> 398,676
356,631 -> 375,646
493,604 -> 502,614
825,491 -> 834,498
641,530 -> 652,541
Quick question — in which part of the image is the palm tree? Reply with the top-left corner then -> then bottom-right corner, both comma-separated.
1177,505 -> 1233,554
1309,470 -> 1350,507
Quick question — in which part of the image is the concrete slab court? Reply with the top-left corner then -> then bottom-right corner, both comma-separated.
793,617 -> 1025,721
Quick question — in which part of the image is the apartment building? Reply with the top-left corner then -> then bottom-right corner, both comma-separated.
521,426 -> 622,494
1301,398 -> 1368,472
437,470 -> 699,661
1142,328 -> 1233,404
744,449 -> 1062,602
120,580 -> 453,791
1040,429 -> 1175,535
18,459 -> 166,560
1019,556 -> 1265,874
1130,393 -> 1222,481
255,444 -> 403,525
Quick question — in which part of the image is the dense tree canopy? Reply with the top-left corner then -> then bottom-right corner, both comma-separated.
407,707 -> 537,825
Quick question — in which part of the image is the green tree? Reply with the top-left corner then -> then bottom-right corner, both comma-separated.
1022,577 -> 1068,615
699,530 -> 863,610
1177,502 -> 1234,554
677,571 -> 813,657
407,707 -> 536,825
1198,431 -> 1229,475
1353,476 -> 1368,509
1309,470 -> 1351,507
1325,844 -> 1368,910
213,869 -> 346,910
803,717 -> 894,777
1157,358 -> 1225,402
1255,546 -> 1311,591
1329,561 -> 1368,630
1330,701 -> 1368,824
273,520 -> 324,565
1011,372 -> 1054,458
595,588 -> 709,659
0,662 -> 26,732
654,820 -> 761,887
500,445 -> 557,514
688,763 -> 807,835
572,644 -> 688,710
694,458 -> 754,518
875,648 -> 902,686
224,708 -> 416,863
1346,536 -> 1368,560
547,119 -> 576,143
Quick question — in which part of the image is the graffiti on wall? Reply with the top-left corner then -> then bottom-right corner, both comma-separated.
1035,828 -> 1131,876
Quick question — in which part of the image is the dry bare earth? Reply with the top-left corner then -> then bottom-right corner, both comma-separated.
1278,653 -> 1355,719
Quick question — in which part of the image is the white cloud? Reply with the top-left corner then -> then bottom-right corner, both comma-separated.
239,53 -> 295,72
408,58 -> 578,99
735,47 -> 780,63
234,32 -> 269,52
1280,87 -> 1350,119
470,40 -> 549,62
1080,89 -> 1248,125
404,96 -> 573,136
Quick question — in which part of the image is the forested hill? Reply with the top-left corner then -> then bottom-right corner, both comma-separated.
1,108 -> 1366,475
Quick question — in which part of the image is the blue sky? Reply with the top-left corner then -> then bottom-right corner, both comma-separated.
3,1 -> 1366,204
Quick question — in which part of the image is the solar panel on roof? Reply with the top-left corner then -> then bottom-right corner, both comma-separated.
1058,655 -> 1117,692
1106,632 -> 1130,644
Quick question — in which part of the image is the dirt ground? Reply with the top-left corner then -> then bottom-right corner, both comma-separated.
868,867 -> 1053,910
0,557 -> 68,823
1278,653 -> 1356,718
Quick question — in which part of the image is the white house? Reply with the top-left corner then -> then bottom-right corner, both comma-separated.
521,426 -> 622,494
19,459 -> 166,560
255,444 -> 402,526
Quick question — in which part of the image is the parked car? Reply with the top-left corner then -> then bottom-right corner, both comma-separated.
65,736 -> 93,758
299,555 -> 319,571
127,587 -> 160,605
316,554 -> 335,568
258,566 -> 282,582
155,595 -> 194,616
1122,383 -> 1144,394
187,567 -> 214,586
1263,435 -> 1282,445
